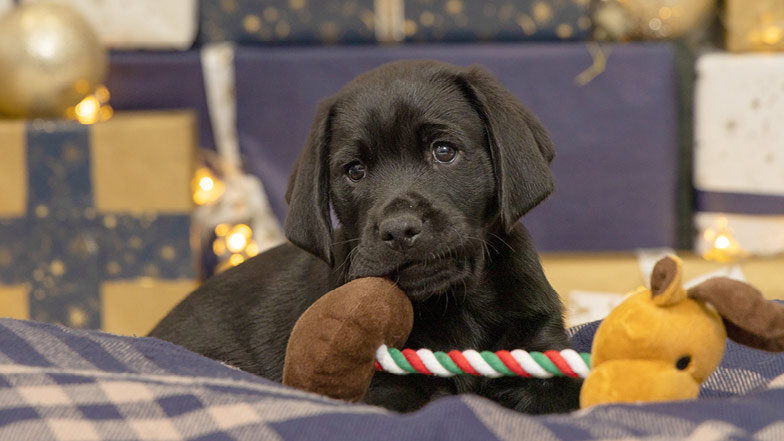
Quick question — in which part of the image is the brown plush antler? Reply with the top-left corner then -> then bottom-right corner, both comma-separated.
688,277 -> 784,352
283,277 -> 413,401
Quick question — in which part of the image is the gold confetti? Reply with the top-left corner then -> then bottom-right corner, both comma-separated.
556,23 -> 574,38
320,21 -> 340,42
160,245 -> 176,261
275,20 -> 291,38
103,215 -> 117,229
68,306 -> 88,328
106,261 -> 121,275
50,259 -> 65,276
243,14 -> 262,33
420,11 -> 435,26
263,6 -> 279,22
446,0 -> 463,15
143,264 -> 160,278
63,144 -> 82,163
220,0 -> 237,13
35,205 -> 49,218
405,19 -> 418,36
129,236 -> 143,250
532,2 -> 553,24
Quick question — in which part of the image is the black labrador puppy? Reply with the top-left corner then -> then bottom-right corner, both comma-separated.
150,60 -> 581,414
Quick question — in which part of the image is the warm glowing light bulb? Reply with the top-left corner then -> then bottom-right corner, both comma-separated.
199,176 -> 215,191
229,254 -> 246,266
74,96 -> 101,124
246,241 -> 260,257
227,233 -> 248,253
230,224 -> 253,239
192,167 -> 225,205
212,237 -> 227,256
763,26 -> 783,45
214,224 -> 229,237
714,235 -> 730,250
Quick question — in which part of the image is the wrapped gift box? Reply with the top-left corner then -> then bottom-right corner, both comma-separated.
404,0 -> 591,42
197,0 -> 590,45
15,0 -> 197,50
0,112 -> 197,334
106,51 -> 215,151
541,252 -> 784,325
726,0 -> 784,53
694,53 -> 784,256
234,42 -> 681,251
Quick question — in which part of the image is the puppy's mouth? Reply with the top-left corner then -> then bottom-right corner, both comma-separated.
349,252 -> 477,302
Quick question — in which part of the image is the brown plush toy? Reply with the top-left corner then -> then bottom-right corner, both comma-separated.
282,277 -> 413,402
580,255 -> 784,407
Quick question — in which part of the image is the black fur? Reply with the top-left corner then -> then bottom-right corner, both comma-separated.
150,60 -> 581,413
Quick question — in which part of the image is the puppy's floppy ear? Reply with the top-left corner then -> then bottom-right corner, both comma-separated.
458,64 -> 555,231
284,98 -> 335,266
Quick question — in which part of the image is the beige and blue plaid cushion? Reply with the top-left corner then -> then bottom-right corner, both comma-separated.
0,317 -> 783,441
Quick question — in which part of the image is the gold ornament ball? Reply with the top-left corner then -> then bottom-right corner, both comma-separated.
0,4 -> 107,118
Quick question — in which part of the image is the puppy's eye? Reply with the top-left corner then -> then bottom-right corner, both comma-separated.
346,162 -> 366,181
432,143 -> 457,164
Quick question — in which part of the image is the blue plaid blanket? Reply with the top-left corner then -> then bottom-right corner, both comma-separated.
1,318 -> 783,441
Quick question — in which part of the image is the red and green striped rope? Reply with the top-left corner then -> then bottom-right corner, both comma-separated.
374,345 -> 591,378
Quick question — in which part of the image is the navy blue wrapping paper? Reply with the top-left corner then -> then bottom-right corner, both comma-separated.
106,51 -> 215,151
233,42 -> 680,251
197,0 -> 591,45
695,191 -> 784,216
199,0 -> 377,45
404,0 -> 592,42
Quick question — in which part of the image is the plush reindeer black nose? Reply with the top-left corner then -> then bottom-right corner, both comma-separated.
378,215 -> 422,251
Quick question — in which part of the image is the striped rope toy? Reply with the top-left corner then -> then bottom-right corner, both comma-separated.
375,345 -> 591,378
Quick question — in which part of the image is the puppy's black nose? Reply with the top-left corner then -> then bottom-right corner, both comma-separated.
378,215 -> 422,251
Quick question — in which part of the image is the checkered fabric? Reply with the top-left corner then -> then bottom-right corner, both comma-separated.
1,317 -> 783,441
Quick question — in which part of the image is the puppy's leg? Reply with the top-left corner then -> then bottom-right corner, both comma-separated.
480,316 -> 583,414
362,373 -> 454,413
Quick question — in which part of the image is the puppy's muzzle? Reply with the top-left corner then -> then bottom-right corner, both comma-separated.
378,214 -> 422,251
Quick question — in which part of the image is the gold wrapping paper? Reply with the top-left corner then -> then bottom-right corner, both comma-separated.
541,252 -> 784,304
91,111 -> 196,214
101,278 -> 196,336
0,120 -> 28,217
0,285 -> 30,320
726,0 -> 784,53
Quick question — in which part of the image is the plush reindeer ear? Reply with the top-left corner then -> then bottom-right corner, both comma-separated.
650,255 -> 686,306
688,278 -> 784,352
284,98 -> 335,266
458,64 -> 555,231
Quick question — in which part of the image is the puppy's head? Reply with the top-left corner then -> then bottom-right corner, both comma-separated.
285,61 -> 554,301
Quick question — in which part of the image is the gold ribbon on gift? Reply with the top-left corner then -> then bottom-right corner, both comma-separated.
375,0 -> 405,43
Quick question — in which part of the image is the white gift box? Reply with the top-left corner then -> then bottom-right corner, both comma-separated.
0,0 -> 11,17
20,0 -> 197,50
695,53 -> 784,196
694,52 -> 784,255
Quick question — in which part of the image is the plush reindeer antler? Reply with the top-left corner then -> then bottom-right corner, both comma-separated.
688,278 -> 784,352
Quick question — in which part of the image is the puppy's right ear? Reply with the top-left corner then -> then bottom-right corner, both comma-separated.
284,98 -> 335,266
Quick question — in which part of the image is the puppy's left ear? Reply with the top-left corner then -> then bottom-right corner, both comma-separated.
284,98 -> 335,266
458,64 -> 555,231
